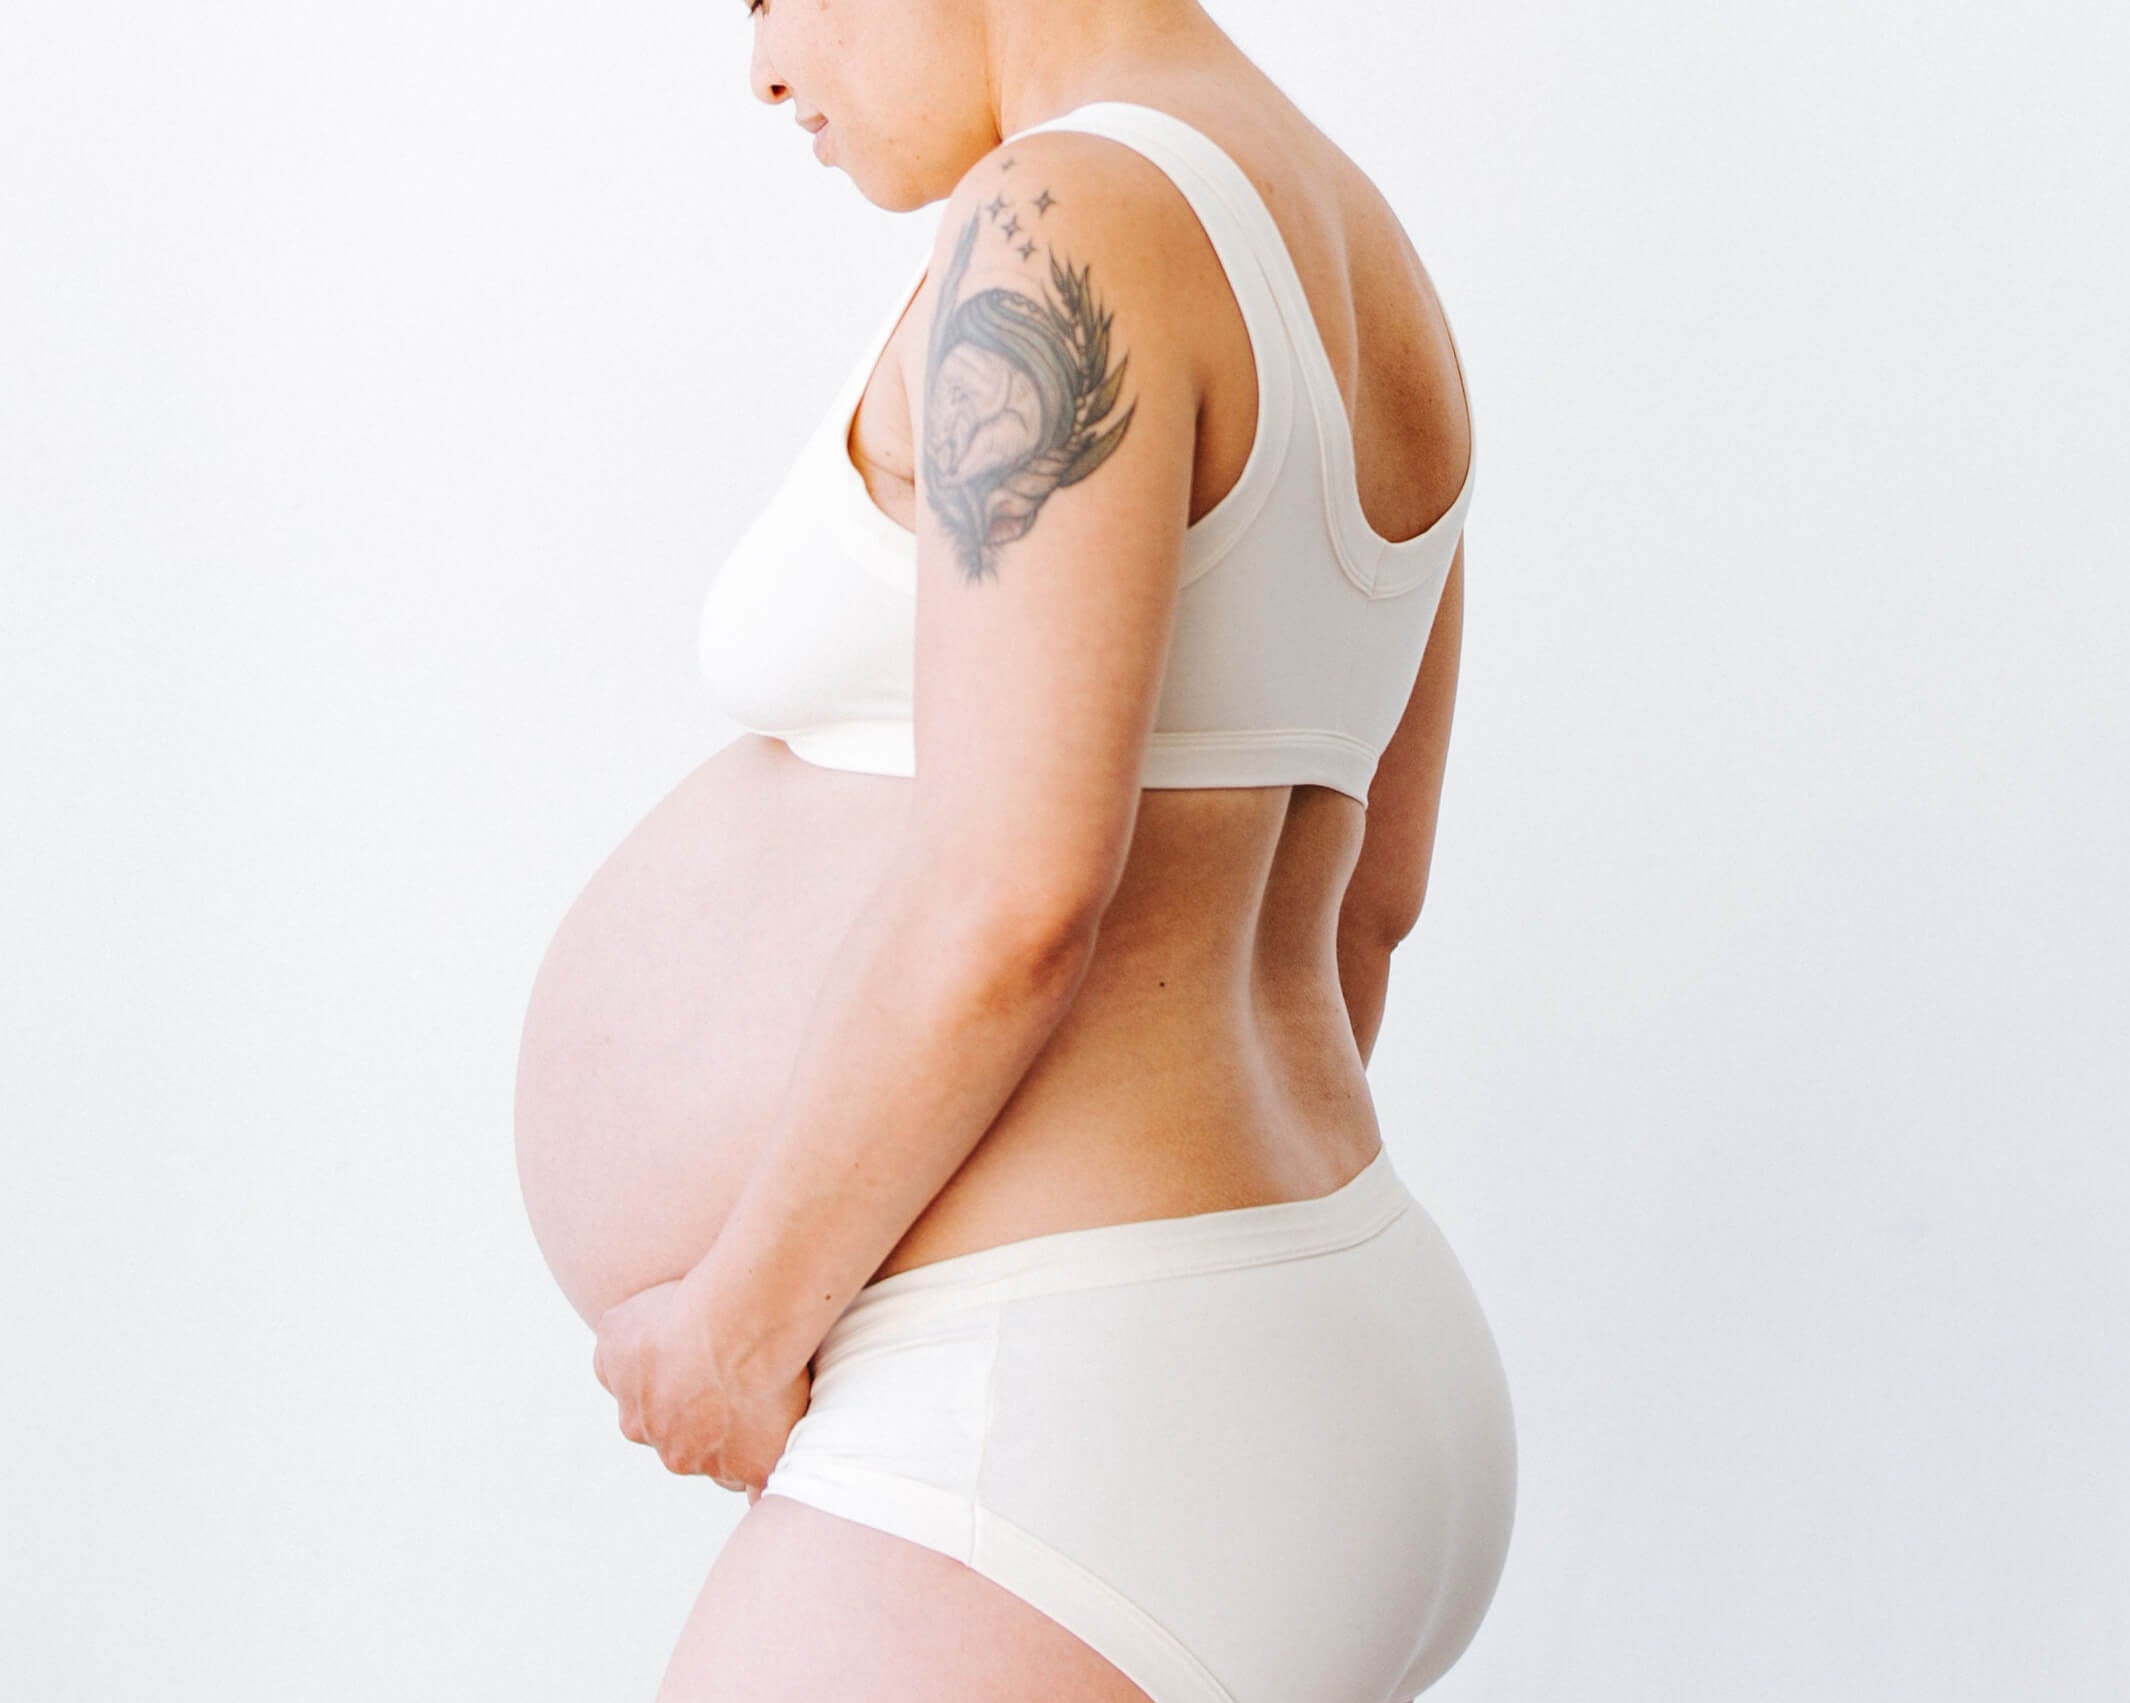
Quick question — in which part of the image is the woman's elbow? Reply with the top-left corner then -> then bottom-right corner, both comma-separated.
914,861 -> 1107,991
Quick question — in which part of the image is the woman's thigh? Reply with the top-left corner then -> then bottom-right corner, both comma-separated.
653,1494 -> 1158,1703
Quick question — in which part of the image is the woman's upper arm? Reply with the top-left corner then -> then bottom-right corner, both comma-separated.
903,134 -> 1205,943
1340,538 -> 1465,950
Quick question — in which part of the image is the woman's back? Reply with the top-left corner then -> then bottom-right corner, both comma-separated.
827,84 -> 1475,1278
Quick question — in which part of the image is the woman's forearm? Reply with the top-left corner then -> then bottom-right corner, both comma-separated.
675,854 -> 1095,1389
1336,928 -> 1395,1069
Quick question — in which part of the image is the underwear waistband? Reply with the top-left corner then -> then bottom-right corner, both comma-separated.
815,1142 -> 1414,1369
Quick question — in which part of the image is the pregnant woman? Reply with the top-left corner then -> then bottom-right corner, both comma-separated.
514,1 -> 1516,1698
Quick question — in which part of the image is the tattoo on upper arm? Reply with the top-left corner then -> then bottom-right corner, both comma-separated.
921,172 -> 1139,586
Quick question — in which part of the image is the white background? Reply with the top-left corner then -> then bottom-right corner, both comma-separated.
5,1 -> 2125,1697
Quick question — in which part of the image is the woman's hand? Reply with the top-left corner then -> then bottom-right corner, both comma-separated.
591,1278 -> 812,1501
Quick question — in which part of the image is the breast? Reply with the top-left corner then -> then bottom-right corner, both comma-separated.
512,734 -> 911,1326
694,410 -> 917,755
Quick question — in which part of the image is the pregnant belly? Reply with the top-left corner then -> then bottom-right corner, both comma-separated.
513,734 -> 910,1327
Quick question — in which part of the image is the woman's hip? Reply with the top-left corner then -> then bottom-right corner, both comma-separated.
761,1145 -> 1518,1702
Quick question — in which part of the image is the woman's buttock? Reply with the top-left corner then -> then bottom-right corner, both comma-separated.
761,1149 -> 1520,1703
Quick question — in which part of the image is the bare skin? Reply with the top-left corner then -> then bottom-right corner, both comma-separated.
513,3 -> 1472,1696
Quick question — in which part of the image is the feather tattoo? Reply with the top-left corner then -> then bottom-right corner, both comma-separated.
921,209 -> 1139,584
